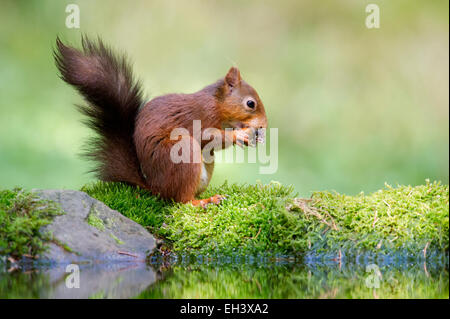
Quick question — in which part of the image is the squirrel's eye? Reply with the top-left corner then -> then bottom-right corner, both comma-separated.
243,97 -> 257,110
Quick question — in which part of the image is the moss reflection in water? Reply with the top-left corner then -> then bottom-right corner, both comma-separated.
0,257 -> 448,299
0,270 -> 53,299
140,261 -> 449,299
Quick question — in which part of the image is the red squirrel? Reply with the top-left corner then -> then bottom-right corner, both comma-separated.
54,36 -> 267,207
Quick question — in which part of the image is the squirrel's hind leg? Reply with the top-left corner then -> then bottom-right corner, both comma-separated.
138,137 -> 226,207
191,153 -> 227,208
139,137 -> 202,203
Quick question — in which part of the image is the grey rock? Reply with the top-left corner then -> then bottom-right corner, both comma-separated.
41,262 -> 158,299
33,189 -> 156,264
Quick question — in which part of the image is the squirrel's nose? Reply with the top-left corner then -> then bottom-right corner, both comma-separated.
255,126 -> 266,144
255,126 -> 263,135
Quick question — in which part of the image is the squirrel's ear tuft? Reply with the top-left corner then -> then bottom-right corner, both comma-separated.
225,67 -> 241,88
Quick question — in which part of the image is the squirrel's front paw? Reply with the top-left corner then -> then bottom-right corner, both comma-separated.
233,130 -> 250,148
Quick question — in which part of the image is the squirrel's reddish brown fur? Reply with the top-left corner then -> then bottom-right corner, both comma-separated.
54,36 -> 267,207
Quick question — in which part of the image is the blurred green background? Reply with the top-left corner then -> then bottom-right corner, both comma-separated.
0,0 -> 448,197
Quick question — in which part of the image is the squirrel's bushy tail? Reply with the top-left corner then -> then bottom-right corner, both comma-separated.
54,36 -> 147,188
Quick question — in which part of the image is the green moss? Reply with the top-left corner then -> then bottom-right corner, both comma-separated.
88,290 -> 107,299
81,182 -> 170,236
302,180 -> 449,254
138,263 -> 449,299
51,238 -> 79,255
81,180 -> 449,255
0,188 -> 63,258
109,233 -> 124,245
86,208 -> 105,231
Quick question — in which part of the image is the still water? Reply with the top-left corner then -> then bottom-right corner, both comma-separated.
1,254 -> 448,299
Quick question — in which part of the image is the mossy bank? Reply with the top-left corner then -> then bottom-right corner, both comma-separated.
81,180 -> 449,256
1,181 -> 448,259
0,189 -> 62,258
